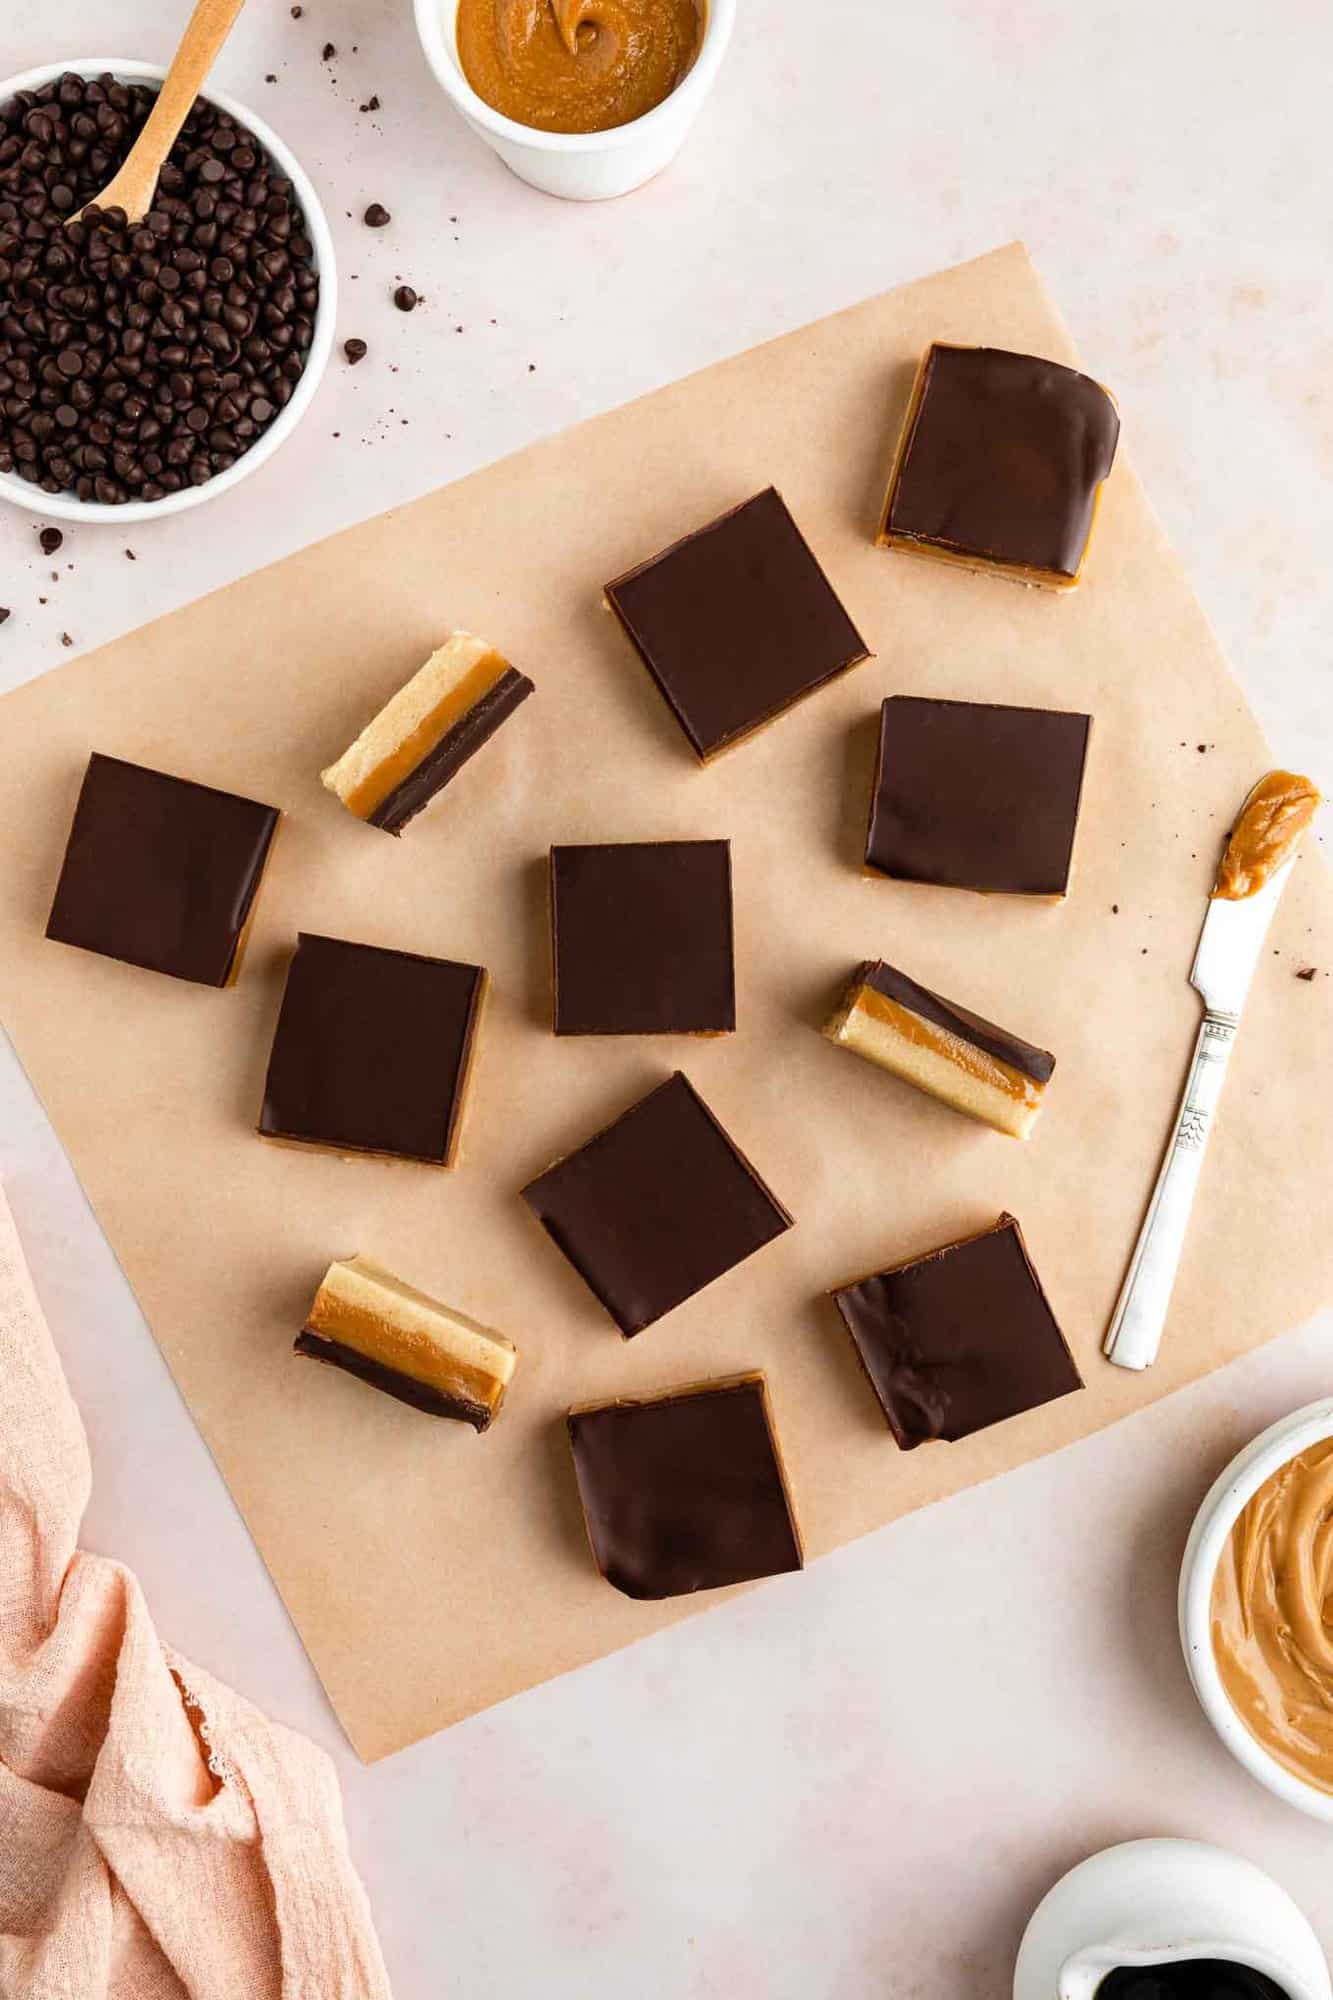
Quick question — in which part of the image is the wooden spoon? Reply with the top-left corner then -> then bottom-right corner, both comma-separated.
71,0 -> 248,226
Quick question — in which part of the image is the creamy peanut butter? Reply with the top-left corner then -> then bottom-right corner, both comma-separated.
456,0 -> 703,134
1211,1437 -> 1333,1792
1213,769 -> 1321,900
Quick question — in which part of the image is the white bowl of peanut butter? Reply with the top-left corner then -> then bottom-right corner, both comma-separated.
413,0 -> 734,200
1181,1397 -> 1333,1820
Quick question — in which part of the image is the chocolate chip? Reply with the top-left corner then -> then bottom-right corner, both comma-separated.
363,202 -> 391,227
1297,966 -> 1318,981
343,337 -> 367,364
38,526 -> 63,554
0,607 -> 10,625
393,284 -> 417,312
0,73 -> 319,506
60,631 -> 73,646
322,42 -> 336,60
360,95 -> 381,113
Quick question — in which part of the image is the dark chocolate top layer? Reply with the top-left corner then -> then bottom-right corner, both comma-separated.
1095,1965 -> 1290,2000
831,1214 -> 1081,1449
295,1328 -> 492,1430
605,486 -> 869,761
866,695 -> 1091,896
369,667 -> 534,835
887,344 -> 1120,577
45,752 -> 280,987
259,932 -> 484,1164
551,839 -> 735,1035
567,1376 -> 802,1599
522,1072 -> 792,1336
856,959 -> 1056,1084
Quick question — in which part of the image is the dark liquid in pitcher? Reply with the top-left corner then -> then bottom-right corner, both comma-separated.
1095,1965 -> 1290,2000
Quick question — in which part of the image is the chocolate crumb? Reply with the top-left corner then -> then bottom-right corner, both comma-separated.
1197,743 -> 1207,753
265,72 -> 277,83
364,202 -> 391,227
343,337 -> 368,365
393,285 -> 418,312
291,4 -> 303,14
1140,947 -> 1148,955
60,632 -> 72,647
360,95 -> 381,113
0,608 -> 10,625
528,362 -> 536,372
39,527 -> 63,556
125,548 -> 136,560
1296,966 -> 1318,981
322,41 -> 337,60
1111,903 -> 1119,914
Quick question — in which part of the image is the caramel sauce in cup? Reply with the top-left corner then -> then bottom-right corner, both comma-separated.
456,0 -> 704,134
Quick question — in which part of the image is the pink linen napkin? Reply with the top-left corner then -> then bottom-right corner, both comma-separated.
0,1183 -> 392,1999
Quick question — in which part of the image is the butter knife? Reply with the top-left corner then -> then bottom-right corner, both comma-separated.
1104,771 -> 1320,1371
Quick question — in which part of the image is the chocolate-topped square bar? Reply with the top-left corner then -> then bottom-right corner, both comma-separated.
259,932 -> 486,1166
831,1214 -> 1081,1449
567,1373 -> 803,1599
605,487 -> 869,761
878,344 -> 1120,589
521,1072 -> 792,1336
550,839 -> 735,1036
823,959 -> 1055,1139
866,695 -> 1091,896
45,752 -> 280,987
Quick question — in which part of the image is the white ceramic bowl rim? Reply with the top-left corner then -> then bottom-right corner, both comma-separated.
413,0 -> 734,153
1179,1395 -> 1333,1822
0,57 -> 337,525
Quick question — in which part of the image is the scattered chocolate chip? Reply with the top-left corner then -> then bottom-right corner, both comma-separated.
125,547 -> 136,560
363,202 -> 391,227
322,42 -> 337,60
528,362 -> 536,372
290,4 -> 303,13
0,607 -> 10,625
1111,903 -> 1119,914
60,631 -> 72,647
360,95 -> 381,113
1296,966 -> 1318,981
343,337 -> 368,364
1197,743 -> 1207,753
39,527 -> 64,555
393,284 -> 418,312
0,73 -> 320,506
265,73 -> 277,83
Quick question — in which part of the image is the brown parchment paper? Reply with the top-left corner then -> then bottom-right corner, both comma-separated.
2,244 -> 1331,1762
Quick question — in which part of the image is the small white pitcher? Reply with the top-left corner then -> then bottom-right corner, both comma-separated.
1014,1840 -> 1331,2000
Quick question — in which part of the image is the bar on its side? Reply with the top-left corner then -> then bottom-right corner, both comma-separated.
321,631 -> 534,835
295,1253 -> 517,1430
822,958 -> 1055,1139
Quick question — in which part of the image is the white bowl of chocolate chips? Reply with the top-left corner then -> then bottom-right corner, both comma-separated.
0,59 -> 337,524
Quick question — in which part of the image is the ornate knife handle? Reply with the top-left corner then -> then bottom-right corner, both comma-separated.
1103,1010 -> 1237,1371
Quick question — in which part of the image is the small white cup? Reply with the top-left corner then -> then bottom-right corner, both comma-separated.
1179,1396 -> 1333,1822
0,58 -> 337,525
1014,1839 -> 1331,2000
412,0 -> 735,201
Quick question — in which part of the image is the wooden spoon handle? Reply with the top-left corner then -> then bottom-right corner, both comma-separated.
88,0 -> 249,223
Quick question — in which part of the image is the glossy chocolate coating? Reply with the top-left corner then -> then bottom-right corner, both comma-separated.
857,959 -> 1055,1083
294,1328 -> 492,1429
567,1375 -> 802,1599
885,344 -> 1120,578
605,486 -> 869,761
45,752 -> 279,986
1095,1964 -> 1290,2000
522,1072 -> 792,1336
259,932 -> 485,1165
369,667 -> 534,834
831,1214 -> 1081,1449
551,839 -> 735,1035
866,695 -> 1091,895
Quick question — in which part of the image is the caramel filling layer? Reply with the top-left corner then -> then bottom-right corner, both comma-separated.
850,985 -> 1041,1107
343,651 -> 510,820
1213,769 -> 1321,900
1212,1438 -> 1333,1793
307,1255 -> 516,1415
